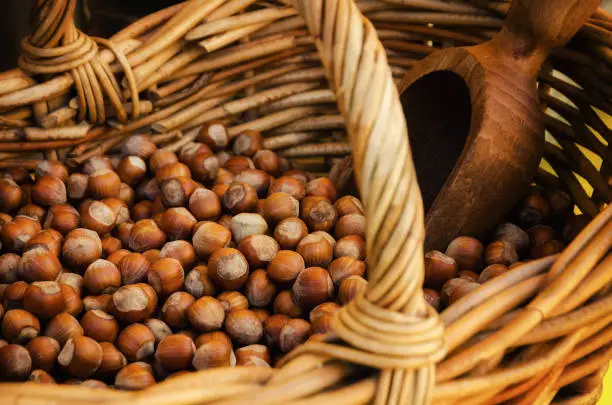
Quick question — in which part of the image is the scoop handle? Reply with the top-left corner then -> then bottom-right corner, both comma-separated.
494,0 -> 600,68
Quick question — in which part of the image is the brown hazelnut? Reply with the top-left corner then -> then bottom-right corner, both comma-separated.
263,314 -> 290,346
272,290 -> 302,318
192,221 -> 231,260
84,259 -> 121,294
189,153 -> 220,183
118,253 -> 151,284
111,284 -> 157,323
292,267 -> 334,308
546,189 -> 573,218
197,121 -> 229,152
186,189 -> 220,222
424,250 -> 458,290
215,168 -> 235,186
58,336 -> 103,378
212,183 -> 229,199
179,143 -> 212,165
83,157 -> 113,176
279,319 -> 311,353
217,291 -> 249,313
149,150 -> 179,174
79,199 -> 116,235
527,225 -> 556,249
128,219 -> 167,252
441,278 -> 480,306
328,256 -> 366,287
0,253 -> 20,283
267,250 -> 305,284
23,282 -> 65,318
296,233 -> 333,267
80,310 -> 119,343
44,313 -> 83,345
147,258 -> 185,296
518,193 -> 550,228
143,318 -> 173,344
273,217 -> 308,250
485,241 -> 518,266
161,292 -> 195,329
2,309 -> 40,343
159,208 -> 197,241
34,160 -> 67,181
115,362 -> 156,390
159,240 -> 196,270
3,281 -> 28,310
333,214 -> 365,240
17,204 -> 46,223
234,170 -> 270,199
114,223 -> 133,248
309,302 -> 340,323
218,215 -> 233,229
269,176 -> 305,200
117,156 -> 147,186
457,270 -> 479,282
122,135 -> 157,159
155,334 -> 196,372
334,235 -> 366,260
62,228 -> 102,271
32,176 -> 67,206
0,344 -> 32,380
445,236 -> 484,270
306,177 -> 337,202
223,182 -> 258,214
88,170 -> 121,200
232,129 -> 262,156
238,234 -> 279,268
19,247 -> 61,282
263,192 -> 299,224
184,265 -> 216,298
101,235 -> 122,257
98,342 -> 127,375
67,173 -> 89,201
107,249 -> 130,267
216,152 -> 233,171
479,264 -> 508,283
562,215 -> 590,243
0,179 -> 23,213
1,216 -> 41,252
101,198 -> 130,225
194,331 -> 232,349
253,150 -> 280,176
423,288 -> 442,311
338,275 -> 367,305
26,336 -> 60,372
116,323 -> 155,362
192,339 -> 232,370
43,205 -> 80,236
244,269 -> 276,308
208,248 -> 249,291
223,156 -> 254,176
300,196 -> 337,232
131,200 -> 153,221
61,284 -> 83,316
224,309 -> 263,345
531,240 -> 565,259
253,308 -> 269,324
188,296 -> 225,331
333,196 -> 364,216
235,344 -> 270,367
159,176 -> 198,207
229,213 -> 268,245
57,273 -> 84,295
5,167 -> 31,185
311,314 -> 332,334
495,223 -> 529,253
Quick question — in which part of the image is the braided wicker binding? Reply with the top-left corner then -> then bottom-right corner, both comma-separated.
0,0 -> 610,404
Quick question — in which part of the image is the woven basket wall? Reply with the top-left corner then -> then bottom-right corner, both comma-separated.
0,0 -> 611,404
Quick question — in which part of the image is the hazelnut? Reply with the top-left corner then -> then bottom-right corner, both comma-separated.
306,177 -> 337,202
144,248 -> 161,264
284,170 -> 312,184
2,309 -> 40,343
212,184 -> 229,199
62,228 -> 102,271
81,310 -> 119,343
334,235 -> 366,260
458,270 -> 479,282
111,284 -> 157,323
32,176 -> 67,206
88,170 -> 121,199
159,208 -> 197,240
253,150 -> 280,176
101,198 -> 129,225
83,157 -> 113,176
267,250 -> 305,284
155,334 -> 196,372
272,290 -> 302,318
273,217 -> 308,250
159,176 -> 198,207
263,314 -> 290,346
244,269 -> 276,308
84,259 -> 121,294
218,215 -> 233,229
198,121 -> 229,152
67,173 -> 89,200
161,292 -> 195,329
115,363 -> 156,390
115,222 -> 133,247
263,192 -> 299,224
1,216 -> 41,252
35,160 -> 67,181
229,213 -> 268,244
28,369 -> 56,384
234,170 -> 270,198
485,241 -> 518,266
128,219 -> 167,252
23,282 -> 65,318
122,135 -> 157,159
424,251 -> 458,290
441,278 -> 480,306
478,264 -> 508,283
518,193 -> 550,228
0,344 -> 32,380
445,236 -> 484,270
235,344 -> 270,367
192,222 -> 231,259
0,253 -> 20,283
423,288 -> 442,311
25,228 -> 63,256
3,281 -> 28,310
269,176 -> 305,200
5,167 -> 31,185
186,189 -> 220,222
309,302 -> 340,323
333,214 -> 365,239
43,205 -> 80,236
150,150 -> 179,174
187,296 -> 225,331
223,182 -> 258,214
300,196 -> 336,232
184,265 -> 216,298
238,234 -> 279,268
58,336 -> 103,378
333,196 -> 364,216
118,253 -> 151,284
224,309 -> 263,345
131,200 -> 153,220
0,179 -> 23,213
527,225 -> 556,249
311,314 -> 332,335
179,143 -> 211,165
148,258 -> 185,296
208,248 -> 249,291
97,342 -> 127,375
292,267 -> 334,308
18,204 -> 46,223
143,318 -> 173,344
61,284 -> 83,316
546,189 -> 573,218
19,247 -> 61,282
101,235 -> 122,257
495,223 -> 529,253
107,249 -> 130,267
562,215 -> 590,243
160,240 -> 196,270
189,153 -> 220,183
117,156 -> 147,186
338,275 -> 367,305
232,129 -> 262,156
531,240 -> 565,259
296,233 -> 333,267
195,331 -> 232,349
45,313 -> 83,345
116,323 -> 155,362
253,308 -> 269,324
217,291 -> 249,313
192,339 -> 232,370
223,156 -> 254,176
328,256 -> 366,286
279,319 -> 311,353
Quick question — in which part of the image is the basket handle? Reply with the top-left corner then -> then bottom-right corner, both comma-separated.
285,0 -> 445,402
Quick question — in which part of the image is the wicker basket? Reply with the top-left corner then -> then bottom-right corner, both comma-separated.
0,0 -> 611,404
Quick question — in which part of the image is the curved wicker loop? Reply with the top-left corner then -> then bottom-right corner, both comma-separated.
19,0 -> 138,124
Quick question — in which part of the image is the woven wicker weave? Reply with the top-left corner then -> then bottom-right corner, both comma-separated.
0,0 -> 610,404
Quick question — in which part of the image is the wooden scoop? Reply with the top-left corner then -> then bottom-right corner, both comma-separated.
398,0 -> 600,251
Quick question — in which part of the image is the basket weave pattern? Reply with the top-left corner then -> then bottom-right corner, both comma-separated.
0,0 -> 610,404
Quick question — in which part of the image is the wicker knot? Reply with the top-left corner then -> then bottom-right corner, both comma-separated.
19,0 -> 138,125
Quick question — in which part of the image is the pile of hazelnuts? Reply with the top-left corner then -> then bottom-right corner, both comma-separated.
0,122 -> 369,389
423,185 -> 587,311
